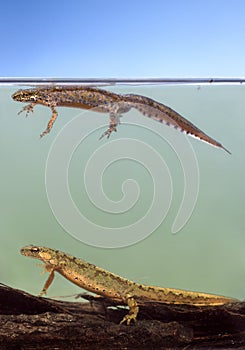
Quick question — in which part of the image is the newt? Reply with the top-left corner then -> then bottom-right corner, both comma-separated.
12,86 -> 131,139
12,86 -> 230,153
21,245 -> 236,325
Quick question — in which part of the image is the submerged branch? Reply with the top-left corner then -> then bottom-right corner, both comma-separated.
0,283 -> 244,349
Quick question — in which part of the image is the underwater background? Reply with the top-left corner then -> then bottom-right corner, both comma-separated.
0,82 -> 244,303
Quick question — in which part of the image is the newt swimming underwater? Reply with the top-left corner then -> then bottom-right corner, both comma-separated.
12,86 -> 230,153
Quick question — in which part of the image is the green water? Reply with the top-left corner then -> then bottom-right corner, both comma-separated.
0,83 -> 244,301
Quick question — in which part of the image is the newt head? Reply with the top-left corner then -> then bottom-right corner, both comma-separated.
21,245 -> 54,263
12,89 -> 38,102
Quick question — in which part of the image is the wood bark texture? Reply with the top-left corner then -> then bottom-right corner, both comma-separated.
0,284 -> 244,349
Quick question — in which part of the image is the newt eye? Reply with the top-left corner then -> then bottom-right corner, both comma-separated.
30,247 -> 40,253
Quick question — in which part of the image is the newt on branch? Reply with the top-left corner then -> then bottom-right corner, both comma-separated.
21,245 -> 236,325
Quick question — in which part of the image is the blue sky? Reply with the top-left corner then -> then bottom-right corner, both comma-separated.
1,0 -> 245,77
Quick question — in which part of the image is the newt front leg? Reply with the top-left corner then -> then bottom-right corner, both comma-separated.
38,265 -> 56,296
40,105 -> 58,138
17,102 -> 36,117
16,101 -> 58,138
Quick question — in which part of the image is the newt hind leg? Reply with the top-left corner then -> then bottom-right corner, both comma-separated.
99,112 -> 121,139
120,295 -> 139,325
99,102 -> 132,139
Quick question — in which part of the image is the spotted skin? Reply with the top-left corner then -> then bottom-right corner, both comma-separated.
21,245 -> 236,325
124,93 -> 231,153
12,86 -> 230,153
12,86 -> 131,138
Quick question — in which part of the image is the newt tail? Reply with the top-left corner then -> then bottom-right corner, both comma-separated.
124,93 -> 231,154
